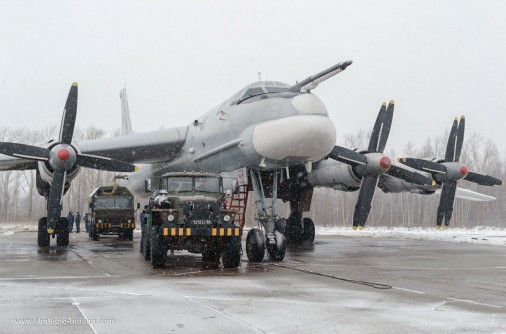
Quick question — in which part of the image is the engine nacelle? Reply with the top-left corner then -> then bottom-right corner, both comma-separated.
307,159 -> 361,191
378,174 -> 435,195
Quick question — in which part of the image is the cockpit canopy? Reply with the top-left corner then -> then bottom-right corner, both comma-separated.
230,81 -> 290,105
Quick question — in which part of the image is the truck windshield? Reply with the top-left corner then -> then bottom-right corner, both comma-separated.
95,197 -> 133,209
195,177 -> 220,193
164,177 -> 193,193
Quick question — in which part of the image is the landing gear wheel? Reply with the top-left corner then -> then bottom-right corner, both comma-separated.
150,225 -> 166,268
246,228 -> 265,262
301,218 -> 315,244
142,226 -> 150,261
222,237 -> 241,268
267,231 -> 286,262
56,217 -> 69,247
285,215 -> 302,245
37,217 -> 50,247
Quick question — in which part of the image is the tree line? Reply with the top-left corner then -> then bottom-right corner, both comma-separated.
0,125 -> 504,228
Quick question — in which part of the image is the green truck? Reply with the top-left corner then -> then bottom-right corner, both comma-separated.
141,172 -> 241,269
88,185 -> 135,241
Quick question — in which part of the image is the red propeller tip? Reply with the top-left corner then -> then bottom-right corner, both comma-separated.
460,165 -> 468,176
57,148 -> 71,161
380,156 -> 391,169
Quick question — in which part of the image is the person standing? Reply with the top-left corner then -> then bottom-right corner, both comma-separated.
75,212 -> 81,233
84,213 -> 91,233
67,212 -> 74,233
140,205 -> 148,253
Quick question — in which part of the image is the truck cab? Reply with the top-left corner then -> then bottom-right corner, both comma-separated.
142,172 -> 241,268
88,186 -> 135,241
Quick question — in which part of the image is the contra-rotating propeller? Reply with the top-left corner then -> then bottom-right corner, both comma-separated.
328,101 -> 434,229
398,116 -> 503,228
0,83 -> 138,235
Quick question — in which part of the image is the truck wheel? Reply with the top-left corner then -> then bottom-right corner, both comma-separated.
142,226 -> 150,261
202,247 -> 221,268
150,225 -> 166,268
222,237 -> 241,268
56,217 -> 69,247
246,228 -> 265,262
126,229 -> 133,241
37,217 -> 50,247
267,231 -> 286,262
301,218 -> 315,244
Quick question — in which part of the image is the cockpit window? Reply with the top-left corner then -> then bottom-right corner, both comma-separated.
232,81 -> 290,105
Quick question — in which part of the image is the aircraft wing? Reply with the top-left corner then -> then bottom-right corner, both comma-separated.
0,154 -> 37,171
432,187 -> 497,202
76,126 -> 188,164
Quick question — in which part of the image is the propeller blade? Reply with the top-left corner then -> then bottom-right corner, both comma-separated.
77,153 -> 138,172
327,145 -> 367,167
454,116 -> 465,161
444,117 -> 459,162
398,158 -> 447,174
0,142 -> 49,161
436,181 -> 457,228
465,171 -> 503,186
368,103 -> 387,152
377,101 -> 394,153
58,83 -> 78,145
46,169 -> 66,233
353,175 -> 379,228
386,165 -> 434,186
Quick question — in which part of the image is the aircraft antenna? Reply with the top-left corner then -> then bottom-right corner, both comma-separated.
257,72 -> 262,81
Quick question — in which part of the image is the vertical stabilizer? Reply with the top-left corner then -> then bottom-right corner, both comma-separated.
119,88 -> 133,135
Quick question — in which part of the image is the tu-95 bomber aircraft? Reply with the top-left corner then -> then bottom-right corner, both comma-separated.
0,60 -> 502,264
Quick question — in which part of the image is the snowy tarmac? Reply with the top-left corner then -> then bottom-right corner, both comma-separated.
0,227 -> 505,333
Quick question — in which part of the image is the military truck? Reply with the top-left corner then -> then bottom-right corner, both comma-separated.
142,172 -> 241,268
88,185 -> 135,241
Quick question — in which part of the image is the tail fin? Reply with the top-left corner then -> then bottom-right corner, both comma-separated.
119,87 -> 133,135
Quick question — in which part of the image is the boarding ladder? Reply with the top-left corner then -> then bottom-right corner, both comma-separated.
230,185 -> 249,228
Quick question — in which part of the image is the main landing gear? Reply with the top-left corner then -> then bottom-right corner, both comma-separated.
37,216 -> 69,247
246,170 -> 286,263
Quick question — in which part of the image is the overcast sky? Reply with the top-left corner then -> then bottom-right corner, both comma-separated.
1,0 -> 505,156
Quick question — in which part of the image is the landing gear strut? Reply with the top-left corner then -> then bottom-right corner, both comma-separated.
246,170 -> 286,262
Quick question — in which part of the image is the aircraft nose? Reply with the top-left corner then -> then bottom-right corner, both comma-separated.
251,115 -> 336,162
290,93 -> 328,116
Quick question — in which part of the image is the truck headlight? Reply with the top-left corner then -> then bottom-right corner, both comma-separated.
98,219 -> 103,223
223,215 -> 231,222
168,214 -> 175,222
128,219 -> 132,223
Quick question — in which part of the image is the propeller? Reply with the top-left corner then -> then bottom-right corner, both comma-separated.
398,116 -> 503,228
0,83 -> 138,234
328,101 -> 433,230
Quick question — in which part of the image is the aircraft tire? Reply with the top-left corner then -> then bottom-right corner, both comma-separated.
246,228 -> 265,262
267,231 -> 286,262
222,236 -> 241,268
37,217 -> 50,247
301,218 -> 315,244
285,215 -> 302,245
150,225 -> 166,268
56,217 -> 69,247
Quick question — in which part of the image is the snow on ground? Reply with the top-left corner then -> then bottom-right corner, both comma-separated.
0,222 -> 37,236
318,226 -> 506,246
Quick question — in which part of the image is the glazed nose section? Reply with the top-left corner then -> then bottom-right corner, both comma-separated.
290,93 -> 328,116
252,115 -> 336,162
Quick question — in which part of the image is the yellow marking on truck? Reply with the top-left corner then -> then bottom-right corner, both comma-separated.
163,228 -> 168,236
179,228 -> 183,236
171,228 -> 176,236
227,228 -> 232,236
212,228 -> 217,236
186,228 -> 191,236
219,228 -> 225,236
235,228 -> 240,236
